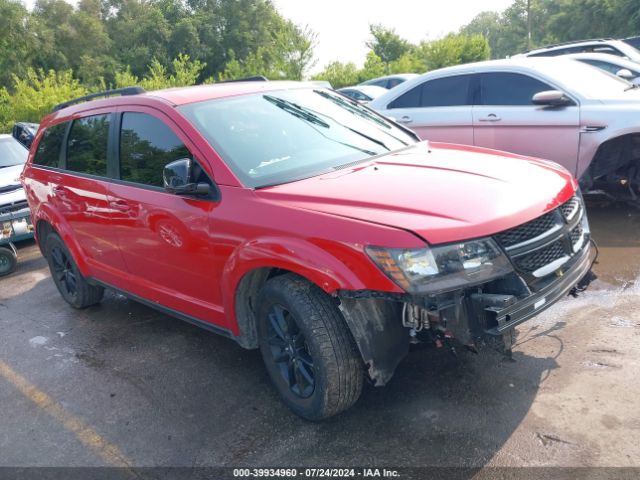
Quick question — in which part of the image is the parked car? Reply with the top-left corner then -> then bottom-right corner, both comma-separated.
359,73 -> 418,89
0,134 -> 32,275
621,36 -> 640,51
12,122 -> 39,149
370,57 -> 640,204
23,84 -> 594,419
516,39 -> 640,63
337,85 -> 388,103
565,53 -> 640,84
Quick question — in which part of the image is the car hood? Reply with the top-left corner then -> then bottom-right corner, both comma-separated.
0,164 -> 27,206
256,142 -> 576,245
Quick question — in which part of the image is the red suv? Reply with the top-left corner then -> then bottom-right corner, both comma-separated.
22,83 -> 594,419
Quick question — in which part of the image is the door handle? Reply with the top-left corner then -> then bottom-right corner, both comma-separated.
478,114 -> 501,122
109,200 -> 131,212
397,116 -> 413,124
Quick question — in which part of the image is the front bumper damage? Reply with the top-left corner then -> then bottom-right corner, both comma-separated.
338,240 -> 596,387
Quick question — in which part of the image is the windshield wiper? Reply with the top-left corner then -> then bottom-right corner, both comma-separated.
263,95 -> 330,128
625,83 -> 640,91
314,90 -> 412,146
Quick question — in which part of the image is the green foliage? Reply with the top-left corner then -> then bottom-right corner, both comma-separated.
314,33 -> 489,88
0,0 -> 317,90
461,0 -> 640,59
366,24 -> 411,64
312,61 -> 360,89
414,34 -> 491,71
219,22 -> 317,81
0,55 -> 205,133
0,68 -> 87,132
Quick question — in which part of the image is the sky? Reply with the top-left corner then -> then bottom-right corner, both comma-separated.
272,0 -> 515,73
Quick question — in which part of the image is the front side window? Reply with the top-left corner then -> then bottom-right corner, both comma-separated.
32,123 -> 67,168
180,88 -> 417,188
120,113 -> 191,187
389,75 -> 472,109
66,115 -> 110,176
480,73 -> 554,106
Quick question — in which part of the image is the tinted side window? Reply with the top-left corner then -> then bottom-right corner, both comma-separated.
120,112 -> 191,187
33,123 -> 67,168
66,115 -> 110,176
388,84 -> 421,109
480,73 -> 553,106
421,75 -> 471,107
389,75 -> 472,109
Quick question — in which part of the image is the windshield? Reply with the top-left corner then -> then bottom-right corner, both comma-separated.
0,137 -> 28,168
179,88 -> 418,188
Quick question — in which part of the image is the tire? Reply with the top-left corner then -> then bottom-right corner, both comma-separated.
257,274 -> 363,420
0,247 -> 17,277
44,233 -> 104,309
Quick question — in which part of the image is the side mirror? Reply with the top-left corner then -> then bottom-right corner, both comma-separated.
616,68 -> 635,80
532,90 -> 573,107
163,159 -> 211,197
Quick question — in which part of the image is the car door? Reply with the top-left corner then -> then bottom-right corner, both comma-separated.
45,111 -> 129,281
107,108 -> 224,325
472,72 -> 580,174
381,74 -> 474,145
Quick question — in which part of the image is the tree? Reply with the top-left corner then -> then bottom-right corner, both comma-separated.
414,34 -> 491,71
460,11 -> 503,58
366,24 -> 410,64
312,61 -> 359,89
0,0 -> 33,87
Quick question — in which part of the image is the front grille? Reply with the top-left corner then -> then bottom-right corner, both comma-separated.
495,211 -> 558,248
0,200 -> 29,215
0,184 -> 22,194
514,240 -> 567,273
494,195 -> 587,281
560,196 -> 580,221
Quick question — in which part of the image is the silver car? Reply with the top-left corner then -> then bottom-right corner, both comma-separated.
369,57 -> 640,202
565,52 -> 640,84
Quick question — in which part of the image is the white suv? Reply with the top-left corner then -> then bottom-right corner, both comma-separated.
369,57 -> 640,204
517,39 -> 640,63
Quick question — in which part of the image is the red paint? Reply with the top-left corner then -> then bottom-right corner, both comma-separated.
22,84 -> 577,335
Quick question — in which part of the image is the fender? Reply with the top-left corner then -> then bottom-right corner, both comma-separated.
33,203 -> 91,277
221,236 -> 391,334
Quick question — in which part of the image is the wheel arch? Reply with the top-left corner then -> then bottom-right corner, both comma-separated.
33,208 -> 90,276
224,237 -> 372,348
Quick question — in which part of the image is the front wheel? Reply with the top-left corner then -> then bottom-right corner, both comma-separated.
0,246 -> 17,277
44,233 -> 104,309
257,274 -> 363,420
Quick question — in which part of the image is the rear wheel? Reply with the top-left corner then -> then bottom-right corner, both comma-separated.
44,233 -> 104,308
257,274 -> 363,420
0,246 -> 17,277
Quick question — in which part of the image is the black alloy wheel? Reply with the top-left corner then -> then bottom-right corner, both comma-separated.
266,303 -> 315,398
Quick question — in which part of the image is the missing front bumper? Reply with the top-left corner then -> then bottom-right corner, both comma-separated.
472,243 -> 595,337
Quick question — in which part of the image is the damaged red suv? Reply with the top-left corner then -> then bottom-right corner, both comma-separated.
22,82 -> 595,419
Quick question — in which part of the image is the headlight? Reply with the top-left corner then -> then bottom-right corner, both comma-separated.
366,238 -> 513,295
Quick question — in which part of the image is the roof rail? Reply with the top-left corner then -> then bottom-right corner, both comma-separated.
525,38 -> 615,53
52,86 -> 146,112
218,76 -> 268,84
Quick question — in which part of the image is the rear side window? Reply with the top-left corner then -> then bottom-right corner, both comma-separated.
480,73 -> 553,106
66,115 -> 110,176
33,123 -> 67,168
119,112 -> 191,187
389,75 -> 472,109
